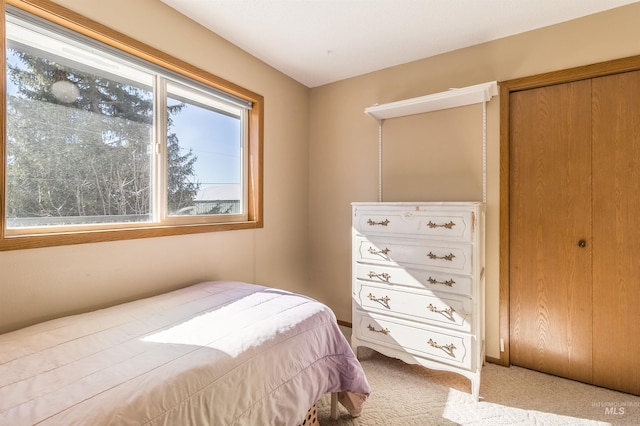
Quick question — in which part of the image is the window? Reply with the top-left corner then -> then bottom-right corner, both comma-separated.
1,1 -> 263,250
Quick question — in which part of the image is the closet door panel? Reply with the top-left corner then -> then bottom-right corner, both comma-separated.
509,81 -> 593,382
592,70 -> 640,395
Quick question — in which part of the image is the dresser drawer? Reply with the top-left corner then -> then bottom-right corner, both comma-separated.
355,236 -> 473,274
354,281 -> 472,331
355,263 -> 473,297
353,207 -> 474,241
353,311 -> 472,369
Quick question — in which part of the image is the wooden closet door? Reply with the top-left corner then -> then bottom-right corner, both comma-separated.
592,70 -> 640,395
509,81 -> 593,383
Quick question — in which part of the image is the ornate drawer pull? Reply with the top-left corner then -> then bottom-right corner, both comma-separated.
427,303 -> 455,319
427,220 -> 455,229
428,338 -> 456,356
367,219 -> 390,226
427,277 -> 455,287
427,251 -> 455,261
368,293 -> 391,308
368,247 -> 390,256
368,271 -> 391,282
367,324 -> 390,335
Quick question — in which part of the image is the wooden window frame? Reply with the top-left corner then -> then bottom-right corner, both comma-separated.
0,0 -> 264,251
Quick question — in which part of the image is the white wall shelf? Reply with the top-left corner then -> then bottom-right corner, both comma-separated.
365,81 -> 498,120
364,80 -> 498,202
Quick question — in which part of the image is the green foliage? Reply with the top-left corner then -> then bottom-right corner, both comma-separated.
6,49 -> 200,222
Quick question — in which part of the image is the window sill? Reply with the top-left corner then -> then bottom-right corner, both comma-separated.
0,219 -> 263,251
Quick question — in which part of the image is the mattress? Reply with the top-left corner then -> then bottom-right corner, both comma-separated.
0,281 -> 370,425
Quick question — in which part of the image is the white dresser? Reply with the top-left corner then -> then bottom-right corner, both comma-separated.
351,202 -> 485,400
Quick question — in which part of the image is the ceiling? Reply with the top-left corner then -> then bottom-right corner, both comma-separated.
160,0 -> 639,88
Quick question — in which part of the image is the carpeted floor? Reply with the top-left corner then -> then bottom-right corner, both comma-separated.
318,328 -> 640,425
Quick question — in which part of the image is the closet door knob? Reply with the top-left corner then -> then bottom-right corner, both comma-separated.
578,240 -> 586,248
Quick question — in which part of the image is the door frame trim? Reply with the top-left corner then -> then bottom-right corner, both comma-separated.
498,54 -> 640,367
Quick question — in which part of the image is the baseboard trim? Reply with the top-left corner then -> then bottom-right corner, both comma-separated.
337,319 -> 352,328
485,356 -> 504,365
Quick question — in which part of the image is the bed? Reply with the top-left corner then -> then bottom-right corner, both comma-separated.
0,281 -> 370,425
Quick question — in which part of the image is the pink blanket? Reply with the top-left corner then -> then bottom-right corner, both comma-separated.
0,281 -> 370,425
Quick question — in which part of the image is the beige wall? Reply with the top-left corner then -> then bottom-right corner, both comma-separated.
308,3 -> 640,359
0,0 -> 311,333
2,0 -> 640,363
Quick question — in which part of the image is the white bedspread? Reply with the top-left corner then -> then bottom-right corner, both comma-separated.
0,281 -> 370,425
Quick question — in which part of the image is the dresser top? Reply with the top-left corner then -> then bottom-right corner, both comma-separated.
352,201 -> 484,206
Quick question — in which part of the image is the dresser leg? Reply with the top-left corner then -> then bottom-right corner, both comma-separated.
351,342 -> 359,358
471,376 -> 481,401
